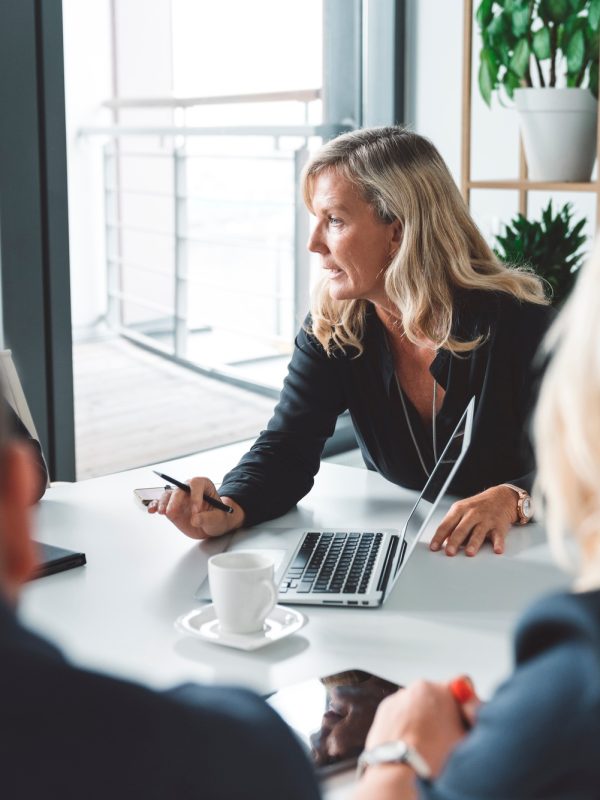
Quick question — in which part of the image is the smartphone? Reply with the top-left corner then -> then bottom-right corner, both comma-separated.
133,486 -> 169,508
266,669 -> 400,777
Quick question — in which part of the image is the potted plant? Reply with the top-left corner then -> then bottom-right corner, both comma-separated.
493,200 -> 587,304
477,0 -> 599,181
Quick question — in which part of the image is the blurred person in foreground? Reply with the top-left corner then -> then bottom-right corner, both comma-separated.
0,399 -> 319,798
152,126 -> 553,558
352,239 -> 600,799
3,397 -> 48,501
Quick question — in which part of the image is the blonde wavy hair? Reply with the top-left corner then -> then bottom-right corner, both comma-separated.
534,239 -> 600,586
302,126 -> 548,356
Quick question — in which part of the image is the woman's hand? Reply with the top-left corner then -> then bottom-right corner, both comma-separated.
354,678 -> 480,799
429,485 -> 518,557
364,681 -> 469,777
147,477 -> 245,540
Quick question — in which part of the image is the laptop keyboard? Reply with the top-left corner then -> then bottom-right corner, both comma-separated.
279,531 -> 383,595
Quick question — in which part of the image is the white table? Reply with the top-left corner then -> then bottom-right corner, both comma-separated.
21,442 -> 569,797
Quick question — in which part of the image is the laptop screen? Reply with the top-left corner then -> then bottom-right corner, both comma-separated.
383,396 -> 475,599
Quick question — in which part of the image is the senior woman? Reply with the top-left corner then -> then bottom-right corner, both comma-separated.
352,239 -> 600,799
151,126 -> 553,557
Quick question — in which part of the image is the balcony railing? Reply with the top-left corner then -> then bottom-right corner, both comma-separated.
78,89 -> 351,397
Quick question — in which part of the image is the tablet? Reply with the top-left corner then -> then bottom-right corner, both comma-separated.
266,669 -> 400,777
31,542 -> 87,580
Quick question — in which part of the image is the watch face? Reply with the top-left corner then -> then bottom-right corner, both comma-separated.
522,497 -> 532,518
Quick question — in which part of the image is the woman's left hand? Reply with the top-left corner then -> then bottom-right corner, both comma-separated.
429,485 -> 518,557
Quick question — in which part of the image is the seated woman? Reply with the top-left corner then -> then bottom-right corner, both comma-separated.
151,126 -> 553,557
352,239 -> 600,799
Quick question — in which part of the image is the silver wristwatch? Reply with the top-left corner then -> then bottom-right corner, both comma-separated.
356,740 -> 432,780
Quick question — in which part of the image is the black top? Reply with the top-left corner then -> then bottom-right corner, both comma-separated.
419,588 -> 600,799
220,291 -> 554,527
0,599 -> 320,799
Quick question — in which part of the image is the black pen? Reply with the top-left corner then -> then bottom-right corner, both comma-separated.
152,470 -> 234,514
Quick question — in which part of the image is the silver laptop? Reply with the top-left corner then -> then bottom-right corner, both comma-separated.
196,397 -> 474,608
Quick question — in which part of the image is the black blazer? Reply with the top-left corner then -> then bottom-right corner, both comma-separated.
0,601 -> 320,799
220,292 -> 554,526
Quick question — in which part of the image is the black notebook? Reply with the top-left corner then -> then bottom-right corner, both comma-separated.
31,542 -> 87,580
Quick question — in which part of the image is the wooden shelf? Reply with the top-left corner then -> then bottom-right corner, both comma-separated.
468,180 -> 597,192
461,0 -> 600,225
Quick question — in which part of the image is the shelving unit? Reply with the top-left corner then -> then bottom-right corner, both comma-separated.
461,0 -> 600,225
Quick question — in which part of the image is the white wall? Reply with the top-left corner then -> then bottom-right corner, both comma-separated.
113,0 -> 173,100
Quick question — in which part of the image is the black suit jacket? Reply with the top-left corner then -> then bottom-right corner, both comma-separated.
220,293 -> 554,526
0,600 -> 320,799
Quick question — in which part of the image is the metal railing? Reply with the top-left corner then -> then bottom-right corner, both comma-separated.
101,88 -> 322,111
79,90 -> 351,396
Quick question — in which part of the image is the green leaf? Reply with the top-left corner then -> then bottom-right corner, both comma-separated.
546,0 -> 570,22
561,16 -> 586,56
503,69 -> 522,97
479,52 -> 495,105
567,28 -> 585,74
512,3 -> 531,37
532,26 -> 552,59
586,25 -> 599,59
557,22 -> 566,50
538,0 -> 550,22
493,200 -> 587,305
476,0 -> 495,28
539,0 -> 573,24
488,12 -> 511,46
590,0 -> 600,32
497,39 -> 512,65
486,44 -> 500,74
510,37 -> 531,76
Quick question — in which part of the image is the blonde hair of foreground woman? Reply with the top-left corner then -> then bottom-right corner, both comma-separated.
302,126 -> 547,357
534,238 -> 600,588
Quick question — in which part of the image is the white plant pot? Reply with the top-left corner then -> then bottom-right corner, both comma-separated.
514,87 -> 598,181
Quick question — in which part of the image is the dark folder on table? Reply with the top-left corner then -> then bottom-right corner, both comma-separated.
31,542 -> 86,580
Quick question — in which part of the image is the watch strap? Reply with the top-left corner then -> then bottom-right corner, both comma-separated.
501,483 -> 527,499
356,740 -> 432,780
501,483 -> 532,525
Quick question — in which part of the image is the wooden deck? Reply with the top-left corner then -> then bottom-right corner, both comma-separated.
73,337 -> 275,480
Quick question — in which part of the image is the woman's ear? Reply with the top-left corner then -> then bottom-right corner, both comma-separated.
389,218 -> 403,254
0,442 -> 38,596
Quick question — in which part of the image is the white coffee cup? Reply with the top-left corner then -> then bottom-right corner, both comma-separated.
208,551 -> 278,634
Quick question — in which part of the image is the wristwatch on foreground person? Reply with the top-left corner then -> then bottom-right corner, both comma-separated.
501,484 -> 534,525
356,740 -> 432,780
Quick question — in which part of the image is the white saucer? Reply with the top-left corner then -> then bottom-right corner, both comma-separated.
176,605 -> 307,651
